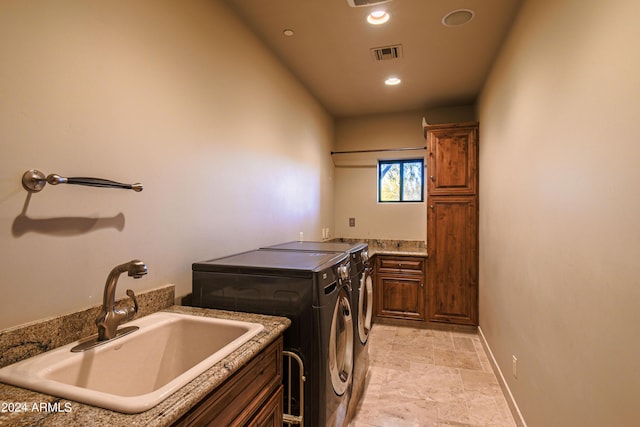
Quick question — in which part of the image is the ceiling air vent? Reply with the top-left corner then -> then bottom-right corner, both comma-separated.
371,45 -> 403,61
347,0 -> 392,7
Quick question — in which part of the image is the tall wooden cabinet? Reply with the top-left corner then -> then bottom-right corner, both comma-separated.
425,123 -> 479,326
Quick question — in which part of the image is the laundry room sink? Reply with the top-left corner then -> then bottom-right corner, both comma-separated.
0,311 -> 264,414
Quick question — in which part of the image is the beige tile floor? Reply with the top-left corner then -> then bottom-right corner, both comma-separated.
350,324 -> 517,427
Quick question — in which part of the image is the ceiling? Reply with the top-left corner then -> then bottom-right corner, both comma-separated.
222,0 -> 523,118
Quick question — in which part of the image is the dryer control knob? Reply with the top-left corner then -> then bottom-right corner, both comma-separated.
338,265 -> 350,281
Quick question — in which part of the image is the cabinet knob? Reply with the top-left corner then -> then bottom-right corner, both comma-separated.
429,205 -> 434,209
430,175 -> 435,181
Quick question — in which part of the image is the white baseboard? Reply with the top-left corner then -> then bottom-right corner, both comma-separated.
477,326 -> 527,427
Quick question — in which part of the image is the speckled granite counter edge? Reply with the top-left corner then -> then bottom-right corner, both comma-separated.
370,249 -> 428,257
0,302 -> 290,427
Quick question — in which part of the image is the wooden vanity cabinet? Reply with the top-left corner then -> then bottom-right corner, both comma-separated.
374,255 -> 426,322
172,336 -> 283,427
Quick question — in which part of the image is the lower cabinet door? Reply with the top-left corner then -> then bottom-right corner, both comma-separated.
249,385 -> 283,427
376,274 -> 426,321
427,196 -> 478,325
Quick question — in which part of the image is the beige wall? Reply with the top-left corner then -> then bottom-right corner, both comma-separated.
0,0 -> 334,330
478,0 -> 640,425
333,111 -> 426,240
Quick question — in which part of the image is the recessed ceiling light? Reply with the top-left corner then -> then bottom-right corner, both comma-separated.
385,77 -> 401,86
442,9 -> 475,27
283,29 -> 295,37
367,10 -> 390,25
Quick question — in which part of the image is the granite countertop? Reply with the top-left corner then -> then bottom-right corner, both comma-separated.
332,238 -> 428,258
0,305 -> 290,427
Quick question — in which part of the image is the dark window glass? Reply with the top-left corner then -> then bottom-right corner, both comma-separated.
378,159 -> 424,203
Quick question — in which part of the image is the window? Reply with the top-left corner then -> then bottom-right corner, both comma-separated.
378,159 -> 424,202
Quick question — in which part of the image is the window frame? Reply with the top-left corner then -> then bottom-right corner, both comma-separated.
377,158 -> 425,203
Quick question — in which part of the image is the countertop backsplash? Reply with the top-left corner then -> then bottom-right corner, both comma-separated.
0,284 -> 175,369
334,238 -> 427,257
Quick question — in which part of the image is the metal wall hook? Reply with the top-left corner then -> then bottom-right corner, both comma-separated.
22,169 -> 47,193
21,169 -> 143,193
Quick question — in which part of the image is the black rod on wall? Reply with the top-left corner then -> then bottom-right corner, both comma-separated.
330,146 -> 427,155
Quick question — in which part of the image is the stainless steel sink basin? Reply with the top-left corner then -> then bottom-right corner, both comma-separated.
0,312 -> 264,413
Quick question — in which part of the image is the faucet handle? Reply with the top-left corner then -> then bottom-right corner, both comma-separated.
126,289 -> 139,317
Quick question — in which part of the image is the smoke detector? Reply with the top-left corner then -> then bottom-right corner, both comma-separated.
347,0 -> 391,7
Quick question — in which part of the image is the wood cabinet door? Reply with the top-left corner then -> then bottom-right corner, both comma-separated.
427,125 -> 478,196
248,385 -> 283,427
427,196 -> 478,325
376,274 -> 426,321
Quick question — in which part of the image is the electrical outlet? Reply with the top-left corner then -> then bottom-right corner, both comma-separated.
512,355 -> 518,378
349,217 -> 356,227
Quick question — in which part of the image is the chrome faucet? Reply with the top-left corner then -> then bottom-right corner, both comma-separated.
95,260 -> 147,341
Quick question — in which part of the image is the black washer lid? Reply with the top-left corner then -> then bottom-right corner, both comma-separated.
193,248 -> 348,273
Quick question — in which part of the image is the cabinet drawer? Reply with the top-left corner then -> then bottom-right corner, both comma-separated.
173,337 -> 282,427
377,256 -> 425,274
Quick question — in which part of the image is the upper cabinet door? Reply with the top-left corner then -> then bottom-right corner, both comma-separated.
426,125 -> 478,196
